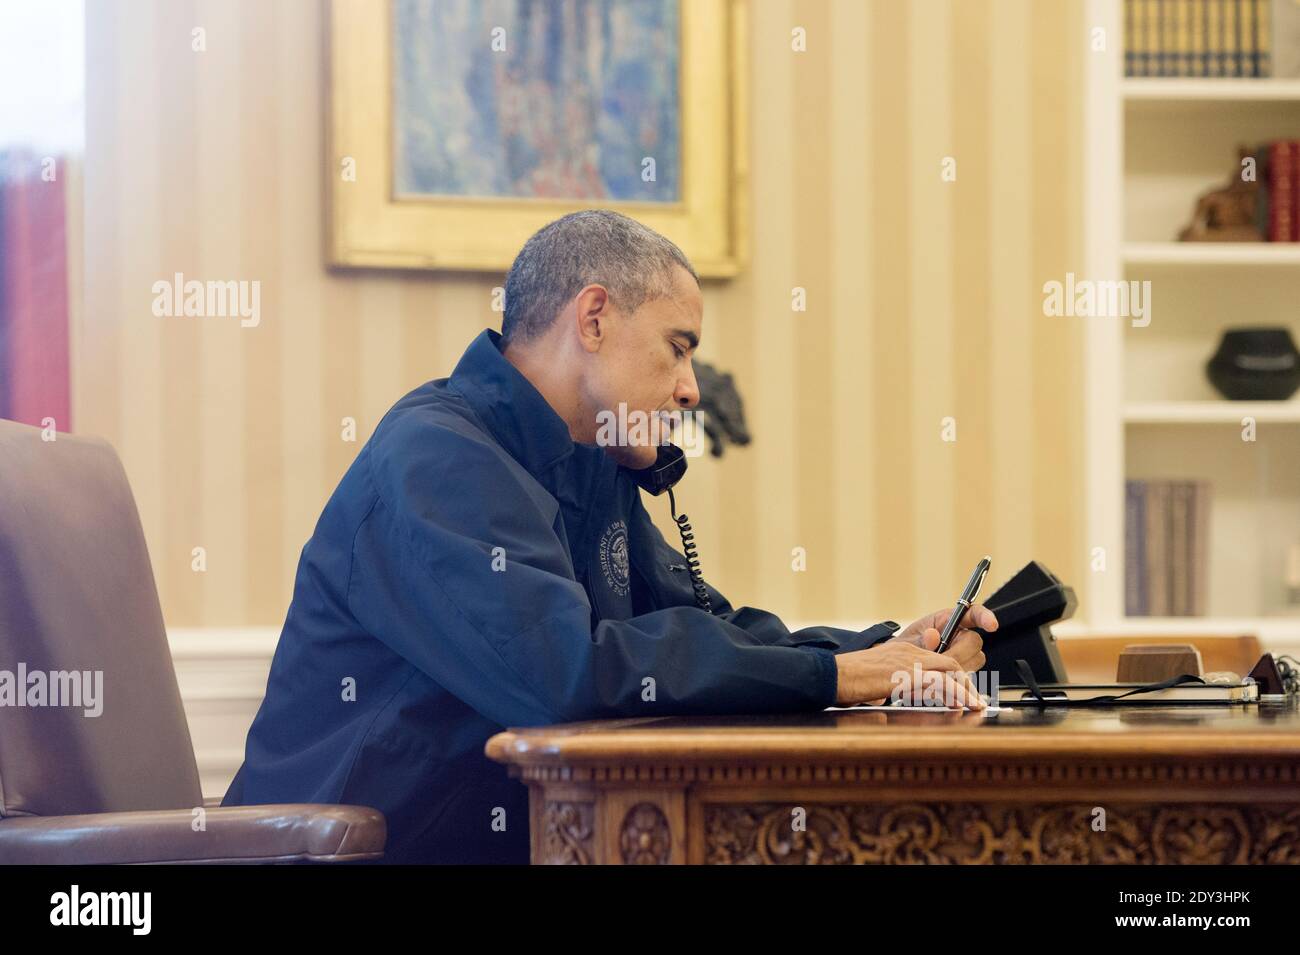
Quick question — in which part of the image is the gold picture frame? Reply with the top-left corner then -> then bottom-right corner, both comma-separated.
326,0 -> 749,277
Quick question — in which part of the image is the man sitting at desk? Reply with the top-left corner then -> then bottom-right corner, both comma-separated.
224,210 -> 995,863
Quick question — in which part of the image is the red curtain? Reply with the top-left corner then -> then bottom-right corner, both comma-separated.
0,150 -> 71,431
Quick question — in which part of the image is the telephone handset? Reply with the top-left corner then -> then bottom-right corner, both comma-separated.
629,442 -> 688,496
628,445 -> 712,614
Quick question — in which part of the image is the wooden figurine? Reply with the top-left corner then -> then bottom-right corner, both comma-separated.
1178,147 -> 1263,242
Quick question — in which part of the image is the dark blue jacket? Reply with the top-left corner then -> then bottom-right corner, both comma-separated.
224,329 -> 898,863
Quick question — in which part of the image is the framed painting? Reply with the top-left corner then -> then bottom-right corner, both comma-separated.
327,0 -> 749,276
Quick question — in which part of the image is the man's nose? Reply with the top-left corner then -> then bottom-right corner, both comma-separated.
675,362 -> 701,409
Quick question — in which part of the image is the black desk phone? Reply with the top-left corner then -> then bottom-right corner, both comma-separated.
974,560 -> 1076,684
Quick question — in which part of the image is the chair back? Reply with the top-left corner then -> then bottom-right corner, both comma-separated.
0,420 -> 202,816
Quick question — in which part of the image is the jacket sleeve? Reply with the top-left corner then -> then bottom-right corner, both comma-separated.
722,607 -> 900,654
345,419 -> 842,728
635,496 -> 900,654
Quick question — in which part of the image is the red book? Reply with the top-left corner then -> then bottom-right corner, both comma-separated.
1268,141 -> 1294,242
1292,141 -> 1300,241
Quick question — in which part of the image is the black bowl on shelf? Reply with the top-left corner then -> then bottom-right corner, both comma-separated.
1205,327 -> 1300,401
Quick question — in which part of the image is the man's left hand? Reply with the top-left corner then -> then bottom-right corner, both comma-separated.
889,604 -> 997,674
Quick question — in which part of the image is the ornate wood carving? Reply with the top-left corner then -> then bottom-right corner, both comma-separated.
704,802 -> 1300,865
620,802 -> 672,864
539,801 -> 594,865
491,707 -> 1300,865
512,758 -> 1300,787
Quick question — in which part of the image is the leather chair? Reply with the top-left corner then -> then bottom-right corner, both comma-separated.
0,420 -> 385,863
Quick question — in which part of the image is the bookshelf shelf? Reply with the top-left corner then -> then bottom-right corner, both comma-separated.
1056,618 -> 1300,644
1125,400 -> 1300,423
1085,0 -> 1300,648
1124,242 -> 1300,265
1123,78 -> 1300,101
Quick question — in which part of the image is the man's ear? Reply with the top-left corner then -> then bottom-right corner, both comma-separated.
574,284 -> 610,354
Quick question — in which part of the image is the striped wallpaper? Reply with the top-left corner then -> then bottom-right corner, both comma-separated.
79,0 -> 1085,631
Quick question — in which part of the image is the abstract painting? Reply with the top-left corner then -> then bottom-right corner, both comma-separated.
393,0 -> 681,202
328,0 -> 747,275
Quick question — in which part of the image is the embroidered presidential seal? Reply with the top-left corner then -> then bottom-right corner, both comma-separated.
599,520 -> 631,597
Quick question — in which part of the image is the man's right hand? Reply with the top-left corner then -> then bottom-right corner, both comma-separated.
834,640 -> 987,709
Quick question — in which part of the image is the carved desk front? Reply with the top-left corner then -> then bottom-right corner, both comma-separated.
486,704 -> 1300,864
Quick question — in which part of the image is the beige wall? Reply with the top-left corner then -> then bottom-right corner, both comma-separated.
79,0 -> 1085,631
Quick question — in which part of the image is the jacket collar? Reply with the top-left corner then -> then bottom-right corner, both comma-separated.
449,329 -> 576,475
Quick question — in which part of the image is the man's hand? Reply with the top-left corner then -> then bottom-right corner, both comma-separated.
889,604 -> 996,674
834,640 -> 987,709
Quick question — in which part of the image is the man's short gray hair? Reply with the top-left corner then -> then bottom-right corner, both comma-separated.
501,209 -> 699,345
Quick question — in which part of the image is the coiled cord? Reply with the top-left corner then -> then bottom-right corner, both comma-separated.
668,487 -> 712,614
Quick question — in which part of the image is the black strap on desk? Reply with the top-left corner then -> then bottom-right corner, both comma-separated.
1012,658 -> 1207,705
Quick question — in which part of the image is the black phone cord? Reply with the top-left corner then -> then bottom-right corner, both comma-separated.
667,487 -> 712,614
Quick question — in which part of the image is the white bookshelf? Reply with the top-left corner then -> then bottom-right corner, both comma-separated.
1124,399 -> 1300,422
1082,0 -> 1300,648
1056,617 -> 1300,644
1125,241 -> 1300,264
1124,78 -> 1300,100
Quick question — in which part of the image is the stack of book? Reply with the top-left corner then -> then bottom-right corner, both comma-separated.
1124,0 -> 1274,77
1124,480 -> 1213,616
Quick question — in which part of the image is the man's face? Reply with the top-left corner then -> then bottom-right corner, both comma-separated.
584,265 -> 702,469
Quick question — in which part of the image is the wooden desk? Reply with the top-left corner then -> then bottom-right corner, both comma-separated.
486,703 -> 1300,864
